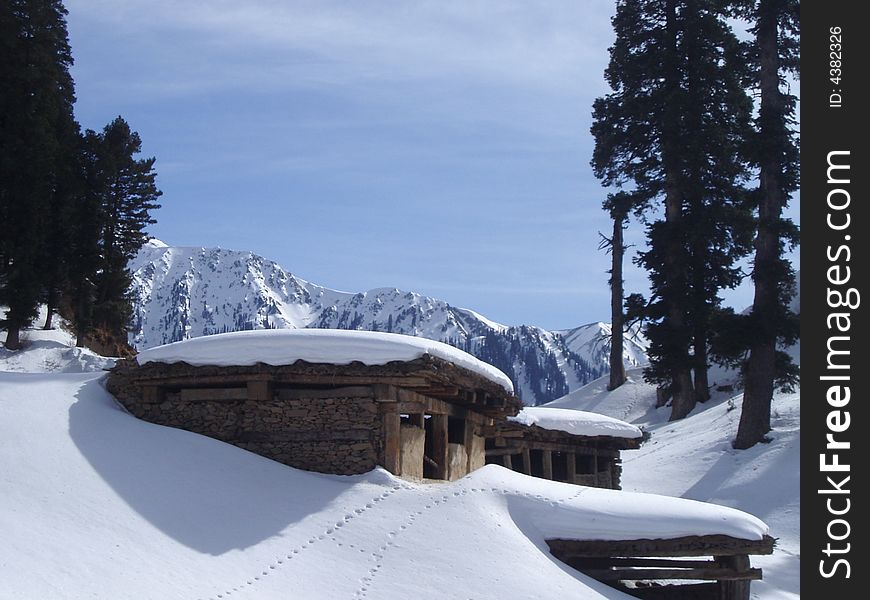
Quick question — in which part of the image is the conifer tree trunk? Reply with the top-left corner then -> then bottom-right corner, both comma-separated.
4,324 -> 22,350
735,0 -> 787,449
662,0 -> 695,421
608,209 -> 627,391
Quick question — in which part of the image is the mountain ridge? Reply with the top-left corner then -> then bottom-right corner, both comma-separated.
129,240 -> 648,405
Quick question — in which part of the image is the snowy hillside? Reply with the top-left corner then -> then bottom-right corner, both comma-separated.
544,369 -> 800,600
0,305 -> 115,373
1,330 -> 772,600
129,241 -> 648,405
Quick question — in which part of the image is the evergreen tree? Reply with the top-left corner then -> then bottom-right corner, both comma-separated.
73,117 -> 162,346
733,0 -> 800,449
591,0 -> 754,419
0,0 -> 76,349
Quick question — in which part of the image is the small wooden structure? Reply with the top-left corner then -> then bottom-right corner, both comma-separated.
107,354 -> 521,481
483,418 -> 641,489
547,534 -> 775,600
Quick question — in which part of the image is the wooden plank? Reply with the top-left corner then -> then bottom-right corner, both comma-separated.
579,567 -> 762,582
502,453 -> 513,469
431,414 -> 449,480
275,386 -> 374,400
382,412 -> 401,476
179,387 -> 248,402
547,535 -> 776,558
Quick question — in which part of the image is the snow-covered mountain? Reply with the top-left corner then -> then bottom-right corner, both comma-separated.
128,240 -> 648,405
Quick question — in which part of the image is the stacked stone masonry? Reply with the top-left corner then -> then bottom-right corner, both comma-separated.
106,357 -> 520,480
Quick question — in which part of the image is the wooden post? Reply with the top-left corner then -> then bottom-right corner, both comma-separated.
247,379 -> 273,402
502,453 -> 513,469
566,452 -> 577,484
382,411 -> 401,476
717,555 -> 751,600
431,414 -> 449,480
141,385 -> 164,404
464,419 -> 475,474
410,413 -> 425,428
542,450 -> 553,480
521,448 -> 532,475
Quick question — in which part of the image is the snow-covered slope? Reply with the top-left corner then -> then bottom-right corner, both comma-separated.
129,241 -> 648,405
1,367 -> 771,600
0,305 -> 116,373
543,369 -> 800,600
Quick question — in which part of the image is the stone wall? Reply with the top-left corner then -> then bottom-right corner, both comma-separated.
111,383 -> 383,476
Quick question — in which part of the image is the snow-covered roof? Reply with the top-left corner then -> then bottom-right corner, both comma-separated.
136,329 -> 515,393
509,406 -> 642,439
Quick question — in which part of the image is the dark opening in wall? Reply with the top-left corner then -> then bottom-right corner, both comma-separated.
552,452 -> 569,482
513,450 -> 527,474
448,417 -> 466,444
530,449 -> 545,477
577,454 -> 596,475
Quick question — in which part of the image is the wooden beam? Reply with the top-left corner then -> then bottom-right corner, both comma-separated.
486,448 -> 522,457
464,419 -> 476,474
141,385 -> 164,404
409,413 -> 425,428
275,386 -> 374,400
566,452 -> 576,484
717,555 -> 752,600
547,535 -> 776,559
578,567 -> 761,582
382,412 -> 401,476
179,387 -> 248,402
502,453 -> 513,469
542,450 -> 553,480
136,374 -> 430,389
431,414 -> 449,480
521,448 -> 531,475
569,558 -> 724,569
247,379 -> 273,402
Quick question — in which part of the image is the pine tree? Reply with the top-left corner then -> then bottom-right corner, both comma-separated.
734,0 -> 800,449
72,117 -> 162,347
591,0 -> 754,419
0,0 -> 77,349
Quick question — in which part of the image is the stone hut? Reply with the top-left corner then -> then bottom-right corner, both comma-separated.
483,406 -> 642,489
107,329 -> 521,481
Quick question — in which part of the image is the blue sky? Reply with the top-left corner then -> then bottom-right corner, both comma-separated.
65,1 -> 798,330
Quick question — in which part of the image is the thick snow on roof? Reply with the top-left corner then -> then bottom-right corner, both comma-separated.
136,329 -> 514,393
0,371 -> 769,600
510,406 -> 643,439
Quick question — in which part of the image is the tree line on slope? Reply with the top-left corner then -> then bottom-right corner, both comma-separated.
593,0 -> 799,449
0,1 -> 160,353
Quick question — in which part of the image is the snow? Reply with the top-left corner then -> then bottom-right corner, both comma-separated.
510,406 -> 642,439
547,369 -> 800,600
136,328 -> 515,393
0,369 -> 770,600
0,305 -> 116,373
